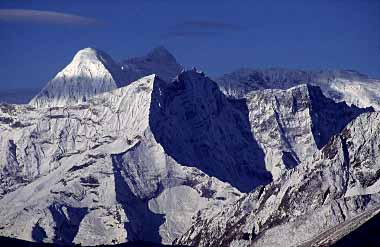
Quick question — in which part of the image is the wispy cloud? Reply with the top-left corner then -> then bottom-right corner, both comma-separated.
166,20 -> 245,38
0,9 -> 102,26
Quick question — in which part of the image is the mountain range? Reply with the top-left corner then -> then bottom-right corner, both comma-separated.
0,47 -> 379,246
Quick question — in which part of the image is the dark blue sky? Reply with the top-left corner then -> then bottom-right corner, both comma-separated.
0,0 -> 379,89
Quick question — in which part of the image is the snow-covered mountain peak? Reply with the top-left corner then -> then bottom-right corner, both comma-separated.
67,47 -> 124,79
71,47 -> 123,75
29,48 -> 123,108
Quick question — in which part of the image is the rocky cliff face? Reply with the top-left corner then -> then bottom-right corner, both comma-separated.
149,71 -> 271,191
176,112 -> 380,247
244,84 -> 373,178
217,68 -> 380,110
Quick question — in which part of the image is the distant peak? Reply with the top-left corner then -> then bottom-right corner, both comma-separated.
147,46 -> 175,59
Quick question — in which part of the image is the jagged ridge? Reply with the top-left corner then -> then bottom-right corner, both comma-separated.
217,68 -> 380,110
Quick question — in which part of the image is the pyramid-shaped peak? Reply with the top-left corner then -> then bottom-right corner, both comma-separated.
29,47 -> 123,108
